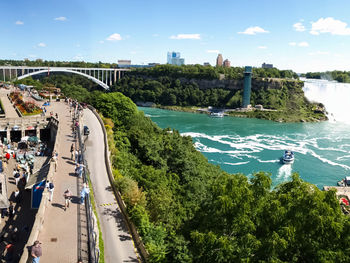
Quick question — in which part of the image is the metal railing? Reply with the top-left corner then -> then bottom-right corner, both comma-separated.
77,118 -> 99,263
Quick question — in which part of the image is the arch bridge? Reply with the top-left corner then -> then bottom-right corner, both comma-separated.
0,66 -> 130,89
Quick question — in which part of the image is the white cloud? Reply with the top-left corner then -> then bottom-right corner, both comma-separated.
99,40 -> 104,44
238,26 -> 269,35
15,20 -> 24,25
298,41 -> 309,47
310,17 -> 350,35
152,34 -> 159,37
54,16 -> 67,21
293,22 -> 305,32
309,51 -> 330,56
28,54 -> 36,58
206,50 -> 220,53
258,46 -> 267,49
289,41 -> 309,47
106,33 -> 122,41
130,51 -> 137,54
76,43 -> 80,48
38,43 -> 46,47
169,34 -> 201,40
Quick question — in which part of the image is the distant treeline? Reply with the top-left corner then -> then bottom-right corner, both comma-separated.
129,64 -> 299,80
0,59 -> 116,68
302,70 -> 350,83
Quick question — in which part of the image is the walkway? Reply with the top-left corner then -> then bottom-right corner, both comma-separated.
0,89 -> 18,118
83,109 -> 138,263
37,101 -> 88,262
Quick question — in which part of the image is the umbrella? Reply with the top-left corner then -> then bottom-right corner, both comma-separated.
28,136 -> 39,143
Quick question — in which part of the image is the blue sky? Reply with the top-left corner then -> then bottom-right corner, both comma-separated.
2,0 -> 350,72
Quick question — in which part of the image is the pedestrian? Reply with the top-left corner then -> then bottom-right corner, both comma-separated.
55,113 -> 58,119
8,201 -> 14,220
14,189 -> 20,203
46,180 -> 54,201
70,144 -> 74,160
31,240 -> 42,263
14,171 -> 21,186
51,154 -> 58,172
29,162 -> 34,175
75,150 -> 79,164
80,183 -> 90,205
63,189 -> 72,211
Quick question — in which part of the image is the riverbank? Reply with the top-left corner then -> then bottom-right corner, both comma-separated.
154,105 -> 327,123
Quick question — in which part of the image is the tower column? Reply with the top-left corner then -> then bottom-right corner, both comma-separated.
242,66 -> 252,108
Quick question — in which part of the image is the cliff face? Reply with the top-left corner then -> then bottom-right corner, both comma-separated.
175,77 -> 290,90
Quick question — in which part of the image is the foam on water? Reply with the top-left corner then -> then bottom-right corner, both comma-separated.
277,164 -> 292,180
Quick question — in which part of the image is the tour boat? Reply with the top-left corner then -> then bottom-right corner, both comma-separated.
210,112 -> 224,118
282,150 -> 294,164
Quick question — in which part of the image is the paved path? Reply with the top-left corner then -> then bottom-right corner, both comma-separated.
83,109 -> 138,263
38,101 -> 88,262
0,89 -> 19,118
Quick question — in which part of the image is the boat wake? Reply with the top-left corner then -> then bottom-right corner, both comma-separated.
277,164 -> 292,181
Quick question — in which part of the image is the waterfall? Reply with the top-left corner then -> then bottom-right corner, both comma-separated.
303,78 -> 350,123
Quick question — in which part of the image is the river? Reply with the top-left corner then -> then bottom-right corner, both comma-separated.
139,79 -> 350,188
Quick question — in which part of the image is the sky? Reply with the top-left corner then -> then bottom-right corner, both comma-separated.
2,0 -> 350,72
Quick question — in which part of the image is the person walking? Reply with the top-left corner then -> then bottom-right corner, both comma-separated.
63,189 -> 72,211
51,154 -> 58,172
31,240 -> 42,263
80,183 -> 90,205
70,144 -> 74,160
8,202 -> 14,220
46,180 -> 54,202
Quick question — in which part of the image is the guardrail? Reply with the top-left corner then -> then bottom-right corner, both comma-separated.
87,105 -> 148,262
77,117 -> 99,263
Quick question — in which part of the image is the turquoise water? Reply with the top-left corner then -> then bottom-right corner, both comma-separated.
139,107 -> 350,188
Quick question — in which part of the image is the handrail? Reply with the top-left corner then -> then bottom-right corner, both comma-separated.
76,115 -> 99,263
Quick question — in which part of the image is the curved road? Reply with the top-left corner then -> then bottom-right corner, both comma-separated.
83,109 -> 138,263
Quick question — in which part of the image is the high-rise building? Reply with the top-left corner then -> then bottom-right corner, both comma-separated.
167,51 -> 185,65
223,59 -> 231,68
262,62 -> 273,68
216,54 -> 223,67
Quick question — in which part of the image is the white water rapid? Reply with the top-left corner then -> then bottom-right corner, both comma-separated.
303,78 -> 350,123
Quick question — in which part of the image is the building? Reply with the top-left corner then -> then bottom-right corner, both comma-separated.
118,60 -> 131,66
167,51 -> 185,66
242,66 -> 252,108
223,59 -> 231,68
262,62 -> 273,69
203,62 -> 210,66
216,54 -> 223,67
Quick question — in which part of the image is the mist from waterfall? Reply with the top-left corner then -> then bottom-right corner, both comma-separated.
303,78 -> 350,123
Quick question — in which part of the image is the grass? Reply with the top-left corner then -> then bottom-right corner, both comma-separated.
87,176 -> 105,263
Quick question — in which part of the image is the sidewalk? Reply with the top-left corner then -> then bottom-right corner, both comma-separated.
0,90 -> 18,118
37,101 -> 88,262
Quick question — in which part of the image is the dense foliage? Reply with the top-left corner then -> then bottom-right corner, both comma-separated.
128,64 -> 298,80
303,70 -> 350,83
92,92 -> 350,262
0,59 -> 116,68
111,71 -> 325,122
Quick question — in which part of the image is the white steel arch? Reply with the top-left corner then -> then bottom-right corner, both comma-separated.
17,68 -> 110,89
